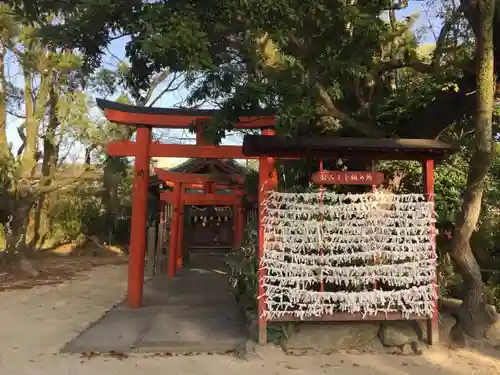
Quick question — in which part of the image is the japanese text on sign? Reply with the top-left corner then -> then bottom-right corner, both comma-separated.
311,171 -> 384,185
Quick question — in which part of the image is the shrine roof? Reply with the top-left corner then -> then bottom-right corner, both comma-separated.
242,135 -> 456,161
148,159 -> 249,190
168,158 -> 248,175
96,99 -> 276,129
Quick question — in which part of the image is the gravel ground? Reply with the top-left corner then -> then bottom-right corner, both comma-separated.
0,263 -> 499,375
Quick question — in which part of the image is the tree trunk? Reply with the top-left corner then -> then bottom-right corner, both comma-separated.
31,82 -> 59,248
102,157 -> 123,245
0,42 -> 8,158
449,0 -> 497,343
0,187 -> 36,273
6,50 -> 50,264
20,68 -> 38,177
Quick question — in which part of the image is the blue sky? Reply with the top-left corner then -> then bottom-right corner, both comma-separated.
5,2 -> 440,154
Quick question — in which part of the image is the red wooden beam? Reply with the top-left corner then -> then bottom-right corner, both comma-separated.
161,191 -> 173,203
97,99 -> 276,129
160,190 -> 242,201
107,141 -> 256,159
155,169 -> 244,185
162,181 -> 241,190
160,191 -> 242,206
269,312 -> 430,322
160,189 -> 244,202
183,194 -> 241,206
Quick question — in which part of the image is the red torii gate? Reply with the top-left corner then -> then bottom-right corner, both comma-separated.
97,98 -> 277,309
155,169 -> 246,277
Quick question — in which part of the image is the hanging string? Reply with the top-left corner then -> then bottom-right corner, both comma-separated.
371,160 -> 377,291
318,160 -> 325,293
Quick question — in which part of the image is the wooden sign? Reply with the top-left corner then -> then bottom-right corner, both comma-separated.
311,171 -> 384,185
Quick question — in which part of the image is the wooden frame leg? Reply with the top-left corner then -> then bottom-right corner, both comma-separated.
427,315 -> 440,345
258,319 -> 268,345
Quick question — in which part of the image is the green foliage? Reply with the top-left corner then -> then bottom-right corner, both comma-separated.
229,217 -> 259,311
48,185 -> 104,244
0,157 -> 14,249
485,273 -> 500,311
46,173 -> 132,247
0,156 -> 17,221
12,0 -> 453,140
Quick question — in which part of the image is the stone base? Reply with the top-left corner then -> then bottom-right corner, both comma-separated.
280,320 -> 429,356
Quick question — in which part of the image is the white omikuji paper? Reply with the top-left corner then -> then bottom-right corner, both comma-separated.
260,191 -> 437,320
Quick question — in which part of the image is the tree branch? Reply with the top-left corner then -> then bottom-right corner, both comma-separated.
16,124 -> 25,156
287,34 -> 386,137
314,81 -> 386,137
433,4 -> 465,72
375,52 -> 434,75
148,72 -> 184,107
6,109 -> 25,119
36,169 -> 96,196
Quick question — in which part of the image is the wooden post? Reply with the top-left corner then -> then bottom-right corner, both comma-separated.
233,203 -> 240,248
257,156 -> 269,345
155,201 -> 166,273
146,226 -> 156,278
127,126 -> 152,308
423,159 -> 439,345
168,184 -> 181,278
155,222 -> 164,274
257,128 -> 278,345
238,203 -> 244,245
176,201 -> 185,268
195,121 -> 208,146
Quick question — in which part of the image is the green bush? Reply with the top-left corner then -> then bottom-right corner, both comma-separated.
229,217 -> 259,311
46,176 -> 132,248
48,184 -> 104,244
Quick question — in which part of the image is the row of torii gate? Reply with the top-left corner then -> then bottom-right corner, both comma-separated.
98,99 -> 277,309
154,167 -> 251,276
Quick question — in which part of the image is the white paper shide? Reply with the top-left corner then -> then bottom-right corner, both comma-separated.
261,191 -> 437,320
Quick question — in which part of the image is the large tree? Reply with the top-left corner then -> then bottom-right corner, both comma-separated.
450,0 -> 497,341
0,5 -> 94,270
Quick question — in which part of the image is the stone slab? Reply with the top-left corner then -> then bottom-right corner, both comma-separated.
63,253 -> 246,354
140,306 -> 245,344
63,307 -> 158,353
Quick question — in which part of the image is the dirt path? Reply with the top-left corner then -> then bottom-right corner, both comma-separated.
0,263 -> 499,375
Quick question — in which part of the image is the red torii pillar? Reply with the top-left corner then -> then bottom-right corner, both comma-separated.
233,196 -> 244,248
176,184 -> 185,270
168,183 -> 182,278
157,199 -> 166,260
127,126 -> 152,309
423,159 -> 439,344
